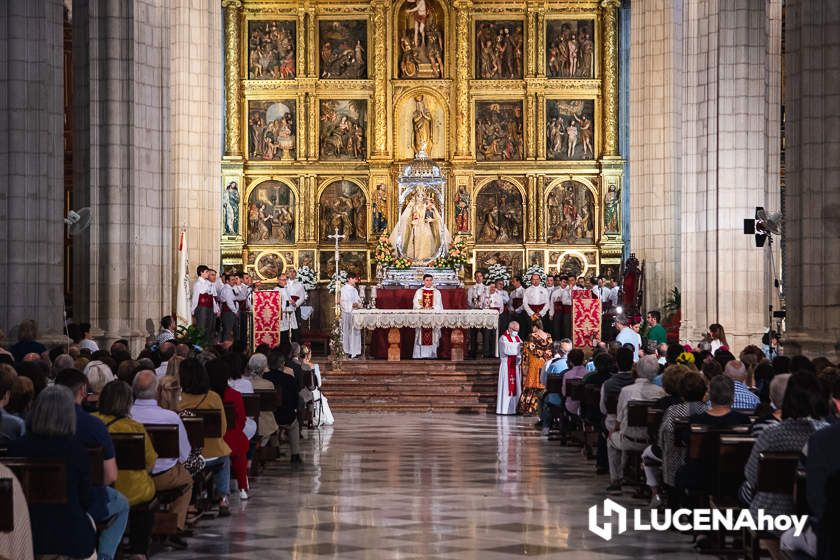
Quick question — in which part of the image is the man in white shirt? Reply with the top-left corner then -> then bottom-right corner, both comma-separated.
340,272 -> 363,358
273,273 -> 298,346
218,273 -> 242,345
508,276 -> 526,335
549,276 -> 572,340
157,315 -> 176,345
489,279 -> 510,337
285,268 -> 307,341
523,273 -> 549,337
413,274 -> 444,358
236,272 -> 260,349
467,271 -> 492,358
614,315 -> 642,362
129,371 -> 193,533
545,275 -> 556,298
191,265 -> 217,343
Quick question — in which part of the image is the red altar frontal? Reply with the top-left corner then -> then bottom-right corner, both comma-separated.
369,288 -> 468,359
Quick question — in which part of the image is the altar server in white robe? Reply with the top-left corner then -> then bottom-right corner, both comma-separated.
285,267 -> 308,341
273,273 -> 299,346
340,272 -> 363,358
412,274 -> 444,359
496,321 -> 523,415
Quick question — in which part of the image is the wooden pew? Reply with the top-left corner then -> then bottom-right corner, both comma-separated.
144,424 -> 180,459
190,409 -> 223,439
242,394 -> 261,424
744,452 -> 800,560
623,400 -> 659,486
255,388 -> 278,412
110,433 -> 146,470
2,459 -> 67,505
181,416 -> 205,450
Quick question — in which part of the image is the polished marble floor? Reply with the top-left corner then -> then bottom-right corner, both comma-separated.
159,413 -> 705,559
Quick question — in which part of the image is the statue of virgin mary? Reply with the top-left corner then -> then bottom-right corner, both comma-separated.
388,188 -> 451,264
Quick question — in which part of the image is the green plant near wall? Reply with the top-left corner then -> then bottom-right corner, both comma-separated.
174,324 -> 209,349
664,286 -> 681,318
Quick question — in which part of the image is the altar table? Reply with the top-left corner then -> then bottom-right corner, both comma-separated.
352,308 -> 500,361
365,287 -> 468,359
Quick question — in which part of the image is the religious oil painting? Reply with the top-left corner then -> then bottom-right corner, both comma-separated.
247,180 -> 296,245
474,21 -> 524,79
248,100 -> 296,161
454,184 -> 470,233
475,251 -> 523,277
298,250 -> 315,270
254,251 -> 284,281
475,180 -> 523,243
319,180 -> 367,243
546,180 -> 595,245
247,20 -> 296,80
546,19 -> 595,79
555,252 -> 586,277
319,20 -> 367,79
546,99 -> 595,160
475,101 -> 524,161
222,180 -> 240,236
397,0 -> 445,79
320,251 -> 368,281
319,99 -> 368,160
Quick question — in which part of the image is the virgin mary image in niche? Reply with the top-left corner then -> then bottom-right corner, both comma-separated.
388,187 -> 451,264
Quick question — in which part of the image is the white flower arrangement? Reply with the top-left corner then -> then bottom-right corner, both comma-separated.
297,265 -> 317,291
525,264 -> 547,285
485,263 -> 511,287
327,270 -> 348,294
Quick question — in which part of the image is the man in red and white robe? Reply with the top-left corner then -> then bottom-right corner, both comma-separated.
412,274 -> 443,358
496,321 -> 522,415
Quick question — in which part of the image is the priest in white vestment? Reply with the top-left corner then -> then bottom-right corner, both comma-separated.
412,274 -> 444,358
496,321 -> 522,415
340,272 -> 363,358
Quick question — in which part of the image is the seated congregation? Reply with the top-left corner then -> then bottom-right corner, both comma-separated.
538,337 -> 839,560
0,320 -> 331,560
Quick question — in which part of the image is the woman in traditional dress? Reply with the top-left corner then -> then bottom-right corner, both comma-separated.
517,318 -> 553,415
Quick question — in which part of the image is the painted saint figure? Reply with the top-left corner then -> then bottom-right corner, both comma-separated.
223,182 -> 239,236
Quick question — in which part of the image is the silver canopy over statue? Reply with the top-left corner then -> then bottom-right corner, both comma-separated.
388,157 -> 451,266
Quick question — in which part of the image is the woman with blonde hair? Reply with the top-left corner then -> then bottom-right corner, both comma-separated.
165,355 -> 185,381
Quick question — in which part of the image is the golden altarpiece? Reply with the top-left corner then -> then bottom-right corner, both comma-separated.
220,0 -> 624,292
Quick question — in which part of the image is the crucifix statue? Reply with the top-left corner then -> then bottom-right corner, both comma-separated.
327,227 -> 345,366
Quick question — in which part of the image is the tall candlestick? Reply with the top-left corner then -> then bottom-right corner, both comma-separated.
371,286 -> 377,299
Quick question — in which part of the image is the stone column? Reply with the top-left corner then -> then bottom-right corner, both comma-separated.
628,1 -> 683,310
680,0 -> 781,349
0,0 -> 66,340
73,0 -> 172,351
222,0 -> 242,158
171,0 -> 222,278
453,0 -> 472,159
783,0 -> 840,360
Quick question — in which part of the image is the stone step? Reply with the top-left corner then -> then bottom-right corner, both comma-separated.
330,402 -> 495,413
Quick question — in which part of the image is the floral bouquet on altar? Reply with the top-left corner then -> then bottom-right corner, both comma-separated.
485,263 -> 511,287
524,264 -> 547,285
327,270 -> 348,293
392,256 -> 413,270
296,265 -> 317,291
430,238 -> 468,269
373,235 -> 396,268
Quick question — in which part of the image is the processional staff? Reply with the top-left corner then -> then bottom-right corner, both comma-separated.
327,228 -> 346,363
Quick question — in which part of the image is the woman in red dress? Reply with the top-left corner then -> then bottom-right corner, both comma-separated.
207,359 -> 251,499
